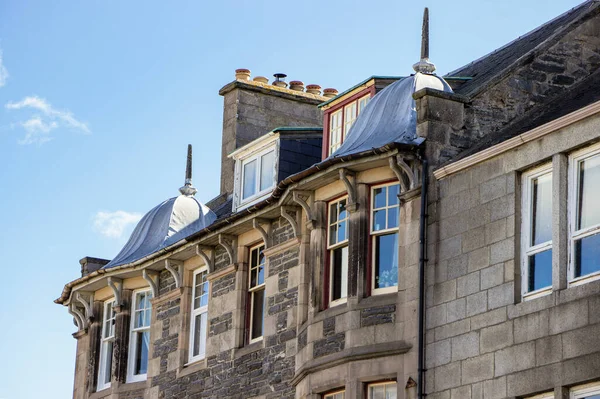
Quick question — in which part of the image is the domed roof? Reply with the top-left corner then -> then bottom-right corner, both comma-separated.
330,7 -> 453,159
103,145 -> 217,269
330,72 -> 452,159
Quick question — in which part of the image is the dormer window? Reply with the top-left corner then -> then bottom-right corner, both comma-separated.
326,94 -> 370,156
231,127 -> 322,213
242,148 -> 276,201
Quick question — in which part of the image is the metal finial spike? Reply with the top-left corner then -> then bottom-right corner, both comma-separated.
413,7 -> 436,74
179,144 -> 198,196
186,144 -> 193,181
421,7 -> 429,60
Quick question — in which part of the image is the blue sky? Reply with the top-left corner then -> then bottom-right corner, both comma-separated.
0,1 -> 583,398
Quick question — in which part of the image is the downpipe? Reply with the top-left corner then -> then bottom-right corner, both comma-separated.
418,158 -> 428,399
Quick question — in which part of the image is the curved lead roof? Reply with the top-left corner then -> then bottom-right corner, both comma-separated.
103,145 -> 217,269
329,72 -> 452,159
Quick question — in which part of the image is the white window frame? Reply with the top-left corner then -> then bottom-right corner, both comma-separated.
248,244 -> 266,344
521,164 -> 553,300
323,390 -> 345,399
569,143 -> 600,286
370,182 -> 401,295
240,146 -> 277,206
367,381 -> 397,398
571,382 -> 600,398
97,299 -> 116,391
329,109 -> 343,155
358,94 -> 370,114
127,289 -> 152,382
327,196 -> 349,307
343,102 -> 357,140
188,267 -> 209,364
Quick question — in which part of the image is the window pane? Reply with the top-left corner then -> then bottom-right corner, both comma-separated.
338,199 -> 347,220
136,310 -> 144,329
331,246 -> 349,301
387,184 -> 399,206
578,154 -> 600,230
329,224 -> 337,246
369,385 -> 385,399
329,202 -> 338,224
387,207 -> 399,229
104,341 -> 113,384
192,312 -> 207,357
528,249 -> 552,292
575,233 -> 600,278
373,210 -> 387,231
532,173 -> 552,245
251,289 -> 265,339
134,331 -> 150,375
260,151 -> 275,191
375,233 -> 398,289
337,220 -> 347,243
243,160 -> 257,199
385,384 -> 397,399
373,187 -> 386,209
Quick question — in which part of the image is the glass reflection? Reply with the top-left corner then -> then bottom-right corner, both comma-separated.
532,173 -> 552,245
578,154 -> 600,230
575,233 -> 600,278
528,249 -> 552,292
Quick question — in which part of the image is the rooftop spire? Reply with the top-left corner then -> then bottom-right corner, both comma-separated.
179,144 -> 198,196
413,7 -> 436,74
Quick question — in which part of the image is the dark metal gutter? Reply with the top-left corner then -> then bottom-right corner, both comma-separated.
418,157 -> 429,398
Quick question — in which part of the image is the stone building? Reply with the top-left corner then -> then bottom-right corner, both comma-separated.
57,2 -> 600,399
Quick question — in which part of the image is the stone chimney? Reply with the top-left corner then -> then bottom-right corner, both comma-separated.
80,256 -> 110,277
218,69 -> 327,195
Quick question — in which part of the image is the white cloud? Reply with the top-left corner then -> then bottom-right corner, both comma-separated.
93,210 -> 142,239
0,49 -> 8,87
17,117 -> 58,145
5,95 -> 90,144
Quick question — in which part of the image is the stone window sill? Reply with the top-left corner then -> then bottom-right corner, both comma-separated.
178,358 -> 208,378
234,339 -> 265,359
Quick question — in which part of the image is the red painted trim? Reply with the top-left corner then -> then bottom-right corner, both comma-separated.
321,88 -> 373,161
323,245 -> 331,310
366,187 -> 372,298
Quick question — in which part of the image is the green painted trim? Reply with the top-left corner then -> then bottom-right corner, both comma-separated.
318,75 -> 405,108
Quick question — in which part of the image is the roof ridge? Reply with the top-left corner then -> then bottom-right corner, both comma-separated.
446,0 -> 597,79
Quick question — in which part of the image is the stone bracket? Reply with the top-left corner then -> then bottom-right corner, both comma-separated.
253,218 -> 272,248
165,259 -> 184,289
218,234 -> 236,265
389,154 -> 419,192
69,302 -> 87,331
339,169 -> 358,212
74,291 -> 94,321
107,277 -> 123,307
292,191 -> 318,230
196,245 -> 215,272
281,206 -> 300,238
142,270 -> 159,297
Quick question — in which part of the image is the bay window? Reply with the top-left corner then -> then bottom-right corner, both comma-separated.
97,299 -> 116,391
371,183 -> 400,294
248,244 -> 265,343
189,268 -> 209,363
521,165 -> 553,299
328,197 -> 349,306
127,289 -> 152,382
570,144 -> 600,284
367,381 -> 397,399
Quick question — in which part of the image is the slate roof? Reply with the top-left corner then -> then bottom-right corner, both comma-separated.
447,0 -> 599,97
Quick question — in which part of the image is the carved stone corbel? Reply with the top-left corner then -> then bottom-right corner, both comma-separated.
142,270 -> 159,297
196,245 -> 215,272
165,259 -> 184,289
339,169 -> 358,212
69,302 -> 87,330
107,277 -> 123,307
292,191 -> 318,230
75,291 -> 94,321
389,154 -> 419,192
218,234 -> 236,265
281,206 -> 300,238
253,218 -> 272,248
